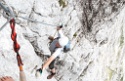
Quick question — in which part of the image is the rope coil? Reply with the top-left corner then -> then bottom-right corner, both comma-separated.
10,18 -> 23,70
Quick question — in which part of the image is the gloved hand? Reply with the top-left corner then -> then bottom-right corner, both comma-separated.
57,25 -> 63,31
38,68 -> 42,74
35,68 -> 42,77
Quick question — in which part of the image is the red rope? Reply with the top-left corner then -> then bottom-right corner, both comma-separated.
10,19 -> 23,69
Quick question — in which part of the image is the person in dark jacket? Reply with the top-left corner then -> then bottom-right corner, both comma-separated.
36,25 -> 69,79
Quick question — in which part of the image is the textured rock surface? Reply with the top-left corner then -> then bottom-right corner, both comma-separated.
0,0 -> 125,81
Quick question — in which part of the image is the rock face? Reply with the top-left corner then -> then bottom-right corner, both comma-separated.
0,0 -> 125,81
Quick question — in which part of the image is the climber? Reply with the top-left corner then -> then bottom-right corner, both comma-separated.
36,25 -> 70,79
0,76 -> 15,81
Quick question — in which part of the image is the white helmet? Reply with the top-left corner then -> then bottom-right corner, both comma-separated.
58,37 -> 69,47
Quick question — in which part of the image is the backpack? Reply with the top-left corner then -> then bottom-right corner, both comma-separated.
63,41 -> 71,53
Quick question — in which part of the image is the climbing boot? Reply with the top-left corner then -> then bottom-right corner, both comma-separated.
47,72 -> 56,79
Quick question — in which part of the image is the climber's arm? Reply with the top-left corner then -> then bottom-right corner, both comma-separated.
42,48 -> 62,70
